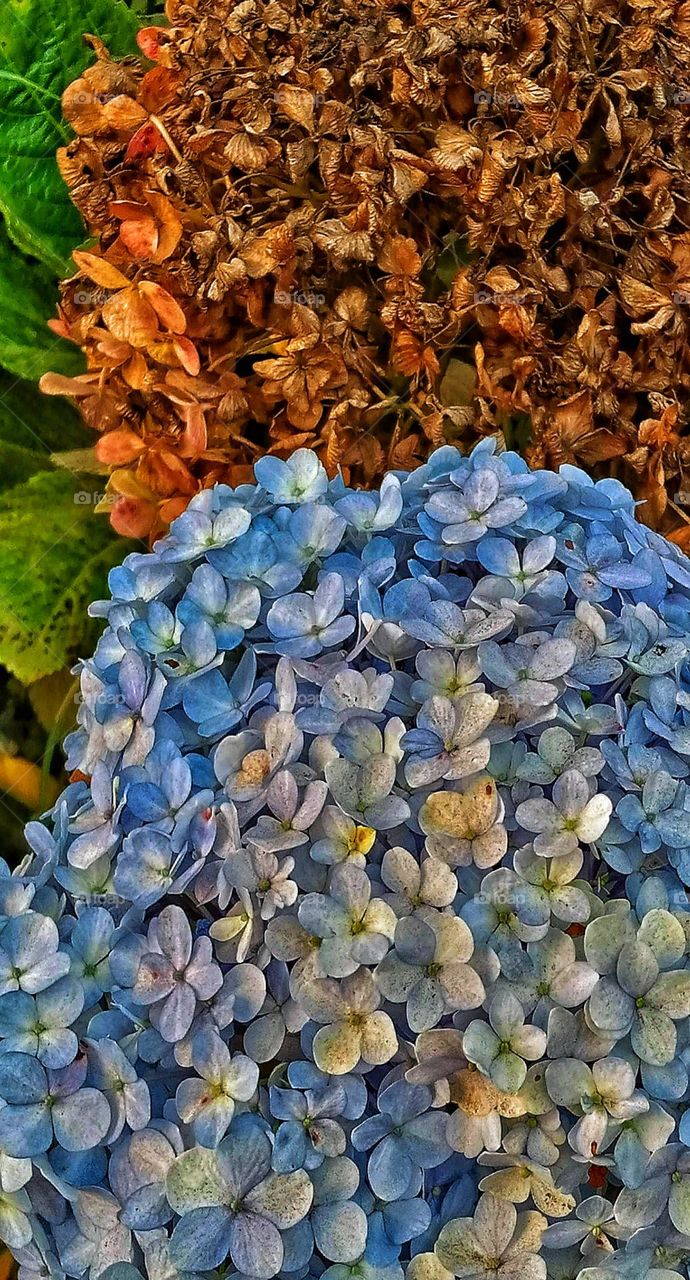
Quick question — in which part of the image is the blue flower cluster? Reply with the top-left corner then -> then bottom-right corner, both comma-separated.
4,443 -> 690,1280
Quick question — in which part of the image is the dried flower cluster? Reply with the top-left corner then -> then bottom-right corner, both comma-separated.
3,444 -> 690,1280
41,0 -> 690,541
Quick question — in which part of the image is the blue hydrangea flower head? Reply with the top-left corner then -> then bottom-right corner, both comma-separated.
2,442 -> 690,1280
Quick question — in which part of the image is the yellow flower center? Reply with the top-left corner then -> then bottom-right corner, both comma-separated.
348,825 -> 376,856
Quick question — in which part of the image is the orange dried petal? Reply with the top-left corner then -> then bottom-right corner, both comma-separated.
119,216 -> 159,260
146,193 -> 183,261
122,350 -> 151,390
102,96 -> 149,132
138,281 -> 187,333
180,405 -> 208,458
71,251 -> 130,290
96,428 -> 146,465
173,338 -> 201,375
145,449 -> 197,495
159,495 -> 192,525
137,26 -> 167,60
110,495 -> 157,539
39,372 -> 101,398
102,289 -> 159,346
126,120 -> 169,161
377,236 -> 422,277
140,67 -> 181,112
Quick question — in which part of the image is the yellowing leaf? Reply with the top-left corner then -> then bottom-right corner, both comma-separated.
0,753 -> 59,810
28,668 -> 79,734
440,359 -> 477,407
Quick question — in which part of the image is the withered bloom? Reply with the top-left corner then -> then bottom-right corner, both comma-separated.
42,0 -> 690,540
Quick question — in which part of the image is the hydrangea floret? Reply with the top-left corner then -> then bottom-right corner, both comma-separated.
3,443 -> 690,1280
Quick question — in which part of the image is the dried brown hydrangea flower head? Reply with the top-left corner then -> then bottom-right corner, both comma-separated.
41,0 -> 690,541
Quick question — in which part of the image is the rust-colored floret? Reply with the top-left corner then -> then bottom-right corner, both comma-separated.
42,0 -> 690,541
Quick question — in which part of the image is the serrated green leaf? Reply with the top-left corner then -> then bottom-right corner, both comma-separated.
0,0 -> 140,273
0,371 -> 90,490
0,220 -> 85,379
0,469 -> 132,683
0,433 -> 52,491
0,372 -> 87,451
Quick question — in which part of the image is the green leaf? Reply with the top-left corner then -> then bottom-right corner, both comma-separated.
0,469 -> 131,683
0,220 -> 84,379
0,371 -> 90,490
0,0 -> 140,273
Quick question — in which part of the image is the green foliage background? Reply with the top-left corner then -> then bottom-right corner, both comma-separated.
0,0 -> 146,858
